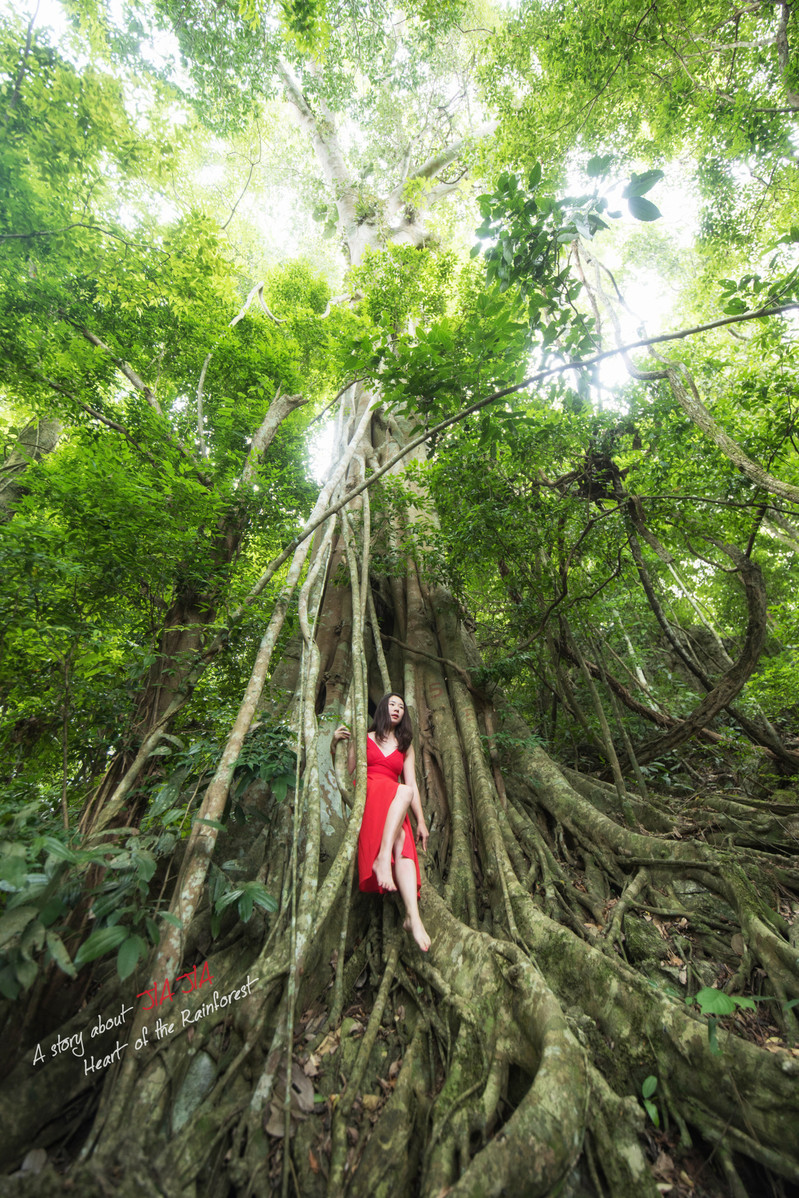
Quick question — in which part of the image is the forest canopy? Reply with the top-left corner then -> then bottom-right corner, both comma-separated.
1,0 -> 799,1195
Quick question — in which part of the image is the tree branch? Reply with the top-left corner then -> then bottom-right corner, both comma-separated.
70,323 -> 163,414
56,325 -> 213,485
633,545 -> 772,765
276,57 -> 356,226
38,376 -> 165,473
405,122 -> 498,183
239,387 -> 306,487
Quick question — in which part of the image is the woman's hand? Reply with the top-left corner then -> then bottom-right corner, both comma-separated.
416,819 -> 429,853
332,724 -> 351,743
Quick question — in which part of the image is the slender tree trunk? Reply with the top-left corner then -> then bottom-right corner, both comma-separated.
0,417 -> 62,522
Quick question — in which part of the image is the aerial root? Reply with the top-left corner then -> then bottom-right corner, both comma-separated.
421,887 -> 587,1198
585,1065 -> 661,1198
422,1021 -> 487,1197
600,867 -> 649,954
346,1025 -> 430,1198
326,937 -> 400,1195
681,1098 -> 799,1187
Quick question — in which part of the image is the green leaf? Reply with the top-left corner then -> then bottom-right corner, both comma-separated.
193,817 -> 225,831
586,154 -> 613,178
41,837 -> 78,862
134,851 -> 157,883
16,958 -> 38,990
46,930 -> 77,978
0,853 -> 27,889
0,906 -> 39,949
623,170 -> 664,198
692,987 -> 737,1016
39,897 -> 67,927
641,1075 -> 658,1099
73,924 -> 130,968
0,966 -> 21,1000
643,1098 -> 659,1127
723,297 -> 748,315
271,773 -> 294,802
116,934 -> 145,981
627,196 -> 662,222
215,889 -> 243,913
247,882 -> 278,913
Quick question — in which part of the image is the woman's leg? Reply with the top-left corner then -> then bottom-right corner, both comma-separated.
373,784 -> 414,892
393,829 -> 430,952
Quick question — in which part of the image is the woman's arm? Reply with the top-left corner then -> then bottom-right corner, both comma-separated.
403,745 -> 429,851
333,725 -> 356,775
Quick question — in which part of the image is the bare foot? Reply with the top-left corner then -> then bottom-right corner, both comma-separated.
403,914 -> 431,952
373,854 -> 397,892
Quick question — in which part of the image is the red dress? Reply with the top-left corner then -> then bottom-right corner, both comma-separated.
358,736 -> 421,896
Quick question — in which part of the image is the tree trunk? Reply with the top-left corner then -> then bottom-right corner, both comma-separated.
0,417 -> 62,522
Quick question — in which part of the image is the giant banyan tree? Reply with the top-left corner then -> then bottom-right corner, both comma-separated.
2,0 -> 799,1195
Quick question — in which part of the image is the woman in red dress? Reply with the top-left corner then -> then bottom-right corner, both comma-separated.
334,694 -> 430,952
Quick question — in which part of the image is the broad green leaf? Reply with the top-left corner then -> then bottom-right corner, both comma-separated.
0,966 -> 21,1001
46,930 -> 77,978
16,959 -> 39,990
0,906 -> 39,949
643,1099 -> 659,1127
116,935 -> 145,981
622,169 -> 664,198
586,154 -> 613,178
627,196 -> 662,222
692,987 -> 737,1016
73,925 -> 129,968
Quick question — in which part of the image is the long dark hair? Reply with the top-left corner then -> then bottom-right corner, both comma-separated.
369,693 -> 413,754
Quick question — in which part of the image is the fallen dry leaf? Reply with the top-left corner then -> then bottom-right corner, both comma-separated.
303,1053 -> 321,1077
361,1094 -> 381,1112
290,1062 -> 316,1114
308,1148 -> 319,1174
652,1150 -> 675,1179
265,1103 -> 289,1138
18,1150 -> 47,1175
317,1031 -> 340,1056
